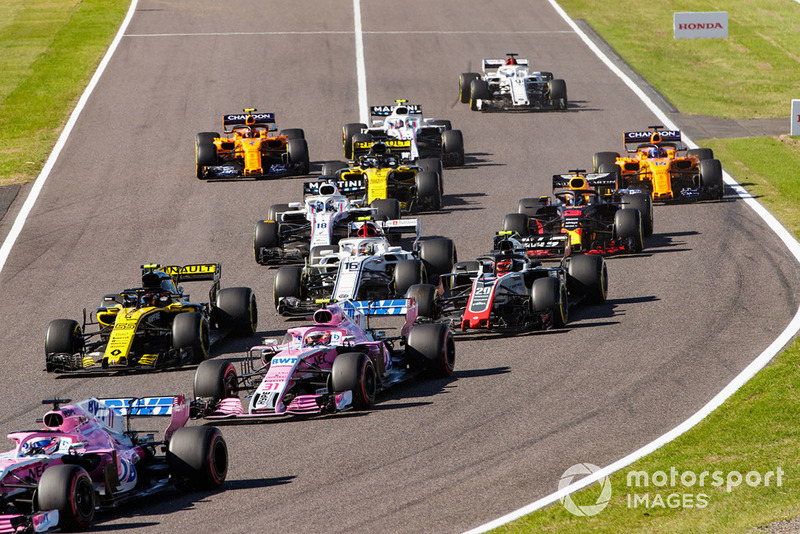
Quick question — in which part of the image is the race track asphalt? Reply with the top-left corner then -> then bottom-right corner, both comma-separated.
0,1 -> 797,533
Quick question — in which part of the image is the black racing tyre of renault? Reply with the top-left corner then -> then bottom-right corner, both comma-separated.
343,123 -> 367,159
415,171 -> 441,211
216,287 -> 257,336
173,312 -> 210,364
168,426 -> 228,490
45,319 -> 84,357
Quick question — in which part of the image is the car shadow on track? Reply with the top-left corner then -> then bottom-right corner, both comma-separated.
437,192 -> 488,213
644,230 -> 700,253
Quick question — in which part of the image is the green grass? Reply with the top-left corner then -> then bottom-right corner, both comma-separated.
0,0 -> 129,184
560,0 -> 800,119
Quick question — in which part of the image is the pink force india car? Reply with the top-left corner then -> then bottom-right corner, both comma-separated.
190,299 -> 455,418
0,396 -> 227,533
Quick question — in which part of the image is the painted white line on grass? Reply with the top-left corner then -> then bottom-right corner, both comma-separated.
0,0 -> 140,275
125,30 -> 572,38
353,0 -> 369,123
464,1 -> 800,533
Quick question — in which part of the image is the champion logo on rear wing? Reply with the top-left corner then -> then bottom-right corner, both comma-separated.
624,130 -> 681,142
224,112 -> 275,125
370,104 -> 422,116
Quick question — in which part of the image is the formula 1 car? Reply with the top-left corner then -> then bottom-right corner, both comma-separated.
592,126 -> 724,202
0,396 -> 227,533
459,54 -> 568,112
342,100 -> 465,166
45,264 -> 258,373
501,170 -> 653,258
191,299 -> 454,418
321,142 -> 443,212
254,181 -> 412,265
408,236 -> 607,332
195,108 -> 309,179
273,220 -> 455,316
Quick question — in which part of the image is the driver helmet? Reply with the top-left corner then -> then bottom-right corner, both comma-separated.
141,292 -> 160,308
370,142 -> 388,156
326,199 -> 337,212
496,258 -> 513,275
25,437 -> 60,456
648,146 -> 666,158
304,330 -> 331,347
357,221 -> 380,237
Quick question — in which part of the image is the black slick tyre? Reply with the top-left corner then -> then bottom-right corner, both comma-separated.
470,79 -> 489,111
168,426 -> 228,490
568,254 -> 608,304
415,171 -> 441,211
343,123 -> 366,159
459,73 -> 480,103
267,203 -> 292,222
194,359 -> 238,401
531,277 -> 568,328
502,213 -> 530,237
254,220 -> 280,264
442,130 -> 465,166
406,323 -> 455,378
419,238 -> 456,283
273,265 -> 303,309
36,464 -> 95,530
592,151 -> 619,173
688,147 -> 714,161
172,312 -> 210,364
216,287 -> 257,336
370,198 -> 401,221
45,319 -> 83,356
331,352 -> 377,409
287,138 -> 310,174
614,208 -> 644,253
393,259 -> 424,296
406,284 -> 439,320
548,79 -> 568,110
279,128 -> 305,140
699,158 -> 724,199
322,160 -> 349,176
621,192 -> 653,237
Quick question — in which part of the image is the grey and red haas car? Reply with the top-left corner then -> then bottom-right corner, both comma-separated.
405,236 -> 608,333
501,170 -> 654,259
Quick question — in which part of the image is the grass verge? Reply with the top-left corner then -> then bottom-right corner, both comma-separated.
559,0 -> 800,119
0,0 -> 129,185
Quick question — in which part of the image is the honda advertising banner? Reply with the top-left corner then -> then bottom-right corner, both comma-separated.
674,12 -> 728,39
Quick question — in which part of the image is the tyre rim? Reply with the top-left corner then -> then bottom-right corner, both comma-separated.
73,476 -> 94,523
363,361 -> 377,402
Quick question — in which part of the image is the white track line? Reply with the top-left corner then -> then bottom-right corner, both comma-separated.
353,0 -> 369,123
464,2 -> 800,533
0,0 -> 140,274
125,30 -> 571,38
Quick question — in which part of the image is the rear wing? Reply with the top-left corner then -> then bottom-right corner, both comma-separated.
623,129 -> 682,152
374,217 -> 420,239
370,103 -> 422,116
353,138 -> 412,152
306,177 -> 366,196
342,298 -> 418,337
223,111 -> 276,133
160,263 -> 220,283
552,172 -> 615,191
99,395 -> 189,440
483,57 -> 529,73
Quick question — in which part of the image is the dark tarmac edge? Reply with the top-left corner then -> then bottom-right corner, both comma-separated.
575,19 -> 789,141
0,184 -> 20,225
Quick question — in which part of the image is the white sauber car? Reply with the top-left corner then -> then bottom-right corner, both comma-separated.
273,219 -> 456,316
340,100 -> 465,167
459,53 -> 568,112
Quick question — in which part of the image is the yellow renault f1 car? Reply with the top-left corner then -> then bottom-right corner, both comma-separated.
592,126 -> 723,202
322,141 -> 442,213
195,108 -> 310,179
45,264 -> 258,373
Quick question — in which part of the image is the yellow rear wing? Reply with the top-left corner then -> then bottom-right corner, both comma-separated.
158,263 -> 220,283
